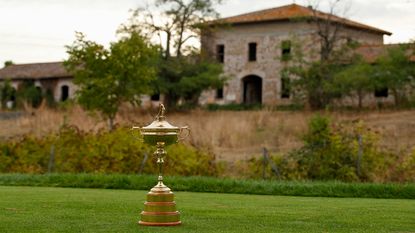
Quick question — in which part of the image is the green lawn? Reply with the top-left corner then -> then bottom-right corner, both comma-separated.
0,186 -> 414,233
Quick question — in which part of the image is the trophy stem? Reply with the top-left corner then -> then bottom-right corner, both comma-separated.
156,142 -> 165,184
150,142 -> 171,193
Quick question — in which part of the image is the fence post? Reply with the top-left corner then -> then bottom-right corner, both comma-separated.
139,152 -> 149,174
263,147 -> 281,179
262,148 -> 267,179
356,134 -> 363,178
48,144 -> 55,173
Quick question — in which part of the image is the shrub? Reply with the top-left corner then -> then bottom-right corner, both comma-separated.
238,114 -> 413,182
0,125 -> 218,176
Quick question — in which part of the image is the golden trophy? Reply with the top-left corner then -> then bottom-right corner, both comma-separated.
132,104 -> 189,226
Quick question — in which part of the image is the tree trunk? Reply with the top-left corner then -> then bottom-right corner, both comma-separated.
164,91 -> 180,110
392,88 -> 399,106
165,31 -> 171,59
108,117 -> 114,131
358,90 -> 363,109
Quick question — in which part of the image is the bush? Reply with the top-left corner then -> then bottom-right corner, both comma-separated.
16,81 -> 43,108
238,114 -> 415,182
0,125 -> 218,176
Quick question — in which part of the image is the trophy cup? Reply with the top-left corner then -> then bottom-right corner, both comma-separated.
132,103 -> 189,226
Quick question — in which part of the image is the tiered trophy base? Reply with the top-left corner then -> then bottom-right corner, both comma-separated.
138,182 -> 181,226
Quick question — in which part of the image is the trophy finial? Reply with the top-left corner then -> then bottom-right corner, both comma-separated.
156,103 -> 166,121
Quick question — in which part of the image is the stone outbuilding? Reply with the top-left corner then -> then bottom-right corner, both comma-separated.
200,3 -> 393,106
0,62 -> 76,105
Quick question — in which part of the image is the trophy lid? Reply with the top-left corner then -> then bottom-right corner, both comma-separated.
141,104 -> 179,132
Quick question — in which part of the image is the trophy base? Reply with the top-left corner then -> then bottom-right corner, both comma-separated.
139,182 -> 181,226
138,221 -> 181,226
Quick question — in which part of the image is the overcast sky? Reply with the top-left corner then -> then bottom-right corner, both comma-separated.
0,0 -> 414,67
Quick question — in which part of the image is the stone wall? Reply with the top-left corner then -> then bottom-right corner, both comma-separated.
0,77 -> 77,105
201,20 -> 386,106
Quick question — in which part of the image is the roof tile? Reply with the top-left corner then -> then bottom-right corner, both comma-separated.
0,62 -> 71,80
218,4 -> 391,35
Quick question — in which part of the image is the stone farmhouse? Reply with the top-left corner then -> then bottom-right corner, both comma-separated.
200,3 -> 393,106
0,4 -> 399,108
0,62 -> 76,105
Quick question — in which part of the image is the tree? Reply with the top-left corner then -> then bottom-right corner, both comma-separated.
373,44 -> 415,106
4,60 -> 13,67
287,1 -> 356,109
139,0 -> 222,58
0,79 -> 16,109
334,58 -> 374,108
64,31 -> 159,130
16,80 -> 43,108
134,0 -> 226,108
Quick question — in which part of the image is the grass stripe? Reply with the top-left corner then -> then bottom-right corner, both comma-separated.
0,173 -> 414,199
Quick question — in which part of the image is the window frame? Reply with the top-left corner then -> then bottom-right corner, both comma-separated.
248,42 -> 257,62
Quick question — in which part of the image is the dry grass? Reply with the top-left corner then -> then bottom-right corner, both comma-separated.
1,105 -> 414,161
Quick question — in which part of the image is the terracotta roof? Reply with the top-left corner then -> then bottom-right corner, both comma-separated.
217,4 -> 391,35
0,62 -> 71,80
355,44 -> 415,63
355,44 -> 386,63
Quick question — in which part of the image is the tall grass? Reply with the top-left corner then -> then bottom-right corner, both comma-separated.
0,173 -> 414,199
1,105 -> 414,161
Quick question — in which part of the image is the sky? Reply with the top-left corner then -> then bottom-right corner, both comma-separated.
0,0 -> 414,67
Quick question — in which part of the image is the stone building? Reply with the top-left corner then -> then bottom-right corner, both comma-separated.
200,3 -> 392,106
0,62 -> 76,105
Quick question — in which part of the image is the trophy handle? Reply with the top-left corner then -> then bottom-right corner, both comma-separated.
131,126 -> 143,141
178,126 -> 190,142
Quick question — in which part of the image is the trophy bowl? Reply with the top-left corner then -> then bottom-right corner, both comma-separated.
140,121 -> 189,146
132,104 -> 189,146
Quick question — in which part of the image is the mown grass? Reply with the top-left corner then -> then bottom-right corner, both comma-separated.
0,173 -> 414,199
0,186 -> 414,233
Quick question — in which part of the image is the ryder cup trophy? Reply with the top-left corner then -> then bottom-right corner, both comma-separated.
132,103 -> 189,226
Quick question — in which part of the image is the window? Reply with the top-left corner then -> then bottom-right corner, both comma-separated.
248,42 -> 257,61
374,87 -> 388,97
281,77 -> 290,99
61,85 -> 69,101
281,40 -> 291,61
216,44 -> 225,63
150,93 -> 160,101
216,87 -> 224,99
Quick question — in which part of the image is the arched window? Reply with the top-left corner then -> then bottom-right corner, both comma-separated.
61,85 -> 69,101
242,75 -> 262,104
151,93 -> 160,101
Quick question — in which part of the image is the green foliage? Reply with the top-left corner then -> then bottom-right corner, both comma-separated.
0,79 -> 16,108
16,80 -> 43,108
150,0 -> 222,58
157,55 -> 226,108
373,44 -> 415,105
287,60 -> 347,109
3,60 -> 13,67
287,40 -> 415,109
280,40 -> 292,61
44,88 -> 56,107
0,126 -> 217,176
334,59 -> 375,108
132,0 -> 226,109
291,115 -> 387,181
64,31 -> 159,129
0,173 -> 414,199
239,114 -> 414,182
